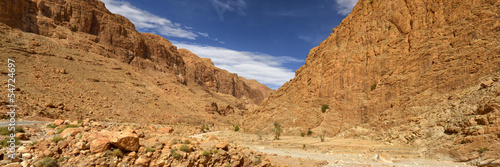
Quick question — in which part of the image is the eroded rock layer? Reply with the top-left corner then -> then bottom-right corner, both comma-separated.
244,0 -> 500,161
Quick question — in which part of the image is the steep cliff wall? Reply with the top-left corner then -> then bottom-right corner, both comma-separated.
244,0 -> 500,161
0,0 -> 271,105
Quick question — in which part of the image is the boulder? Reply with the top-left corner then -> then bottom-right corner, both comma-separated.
90,138 -> 110,153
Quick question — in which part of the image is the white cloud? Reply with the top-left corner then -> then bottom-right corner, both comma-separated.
298,34 -> 326,45
334,0 -> 358,15
198,32 -> 210,38
173,42 -> 303,89
101,0 -> 198,40
211,0 -> 246,21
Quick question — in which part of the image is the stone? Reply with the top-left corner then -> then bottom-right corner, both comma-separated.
15,133 -> 28,140
58,141 -> 69,149
60,128 -> 83,137
481,80 -> 494,88
21,153 -> 32,159
90,138 -> 110,153
216,142 -> 229,151
157,127 -> 174,134
46,131 -> 55,136
53,119 -> 64,125
205,135 -> 218,142
135,156 -> 150,166
109,131 -> 140,151
75,141 -> 87,150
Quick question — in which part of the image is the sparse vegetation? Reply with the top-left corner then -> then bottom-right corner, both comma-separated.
0,137 -> 19,147
233,124 -> 240,132
479,147 -> 488,153
179,144 -> 190,152
273,122 -> 283,140
370,0 -> 374,4
46,124 -> 59,129
300,132 -> 305,137
202,150 -> 210,156
30,141 -> 38,146
320,130 -> 326,142
303,144 -> 306,149
56,124 -> 80,134
371,83 -> 377,91
0,126 -> 24,135
184,140 -> 191,144
201,125 -> 209,133
172,151 -> 181,159
170,148 -> 177,154
146,147 -> 156,153
388,25 -> 392,30
307,128 -> 313,136
321,104 -> 330,113
38,157 -> 58,167
51,136 -> 64,143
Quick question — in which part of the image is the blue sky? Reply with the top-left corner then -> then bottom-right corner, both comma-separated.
101,0 -> 358,89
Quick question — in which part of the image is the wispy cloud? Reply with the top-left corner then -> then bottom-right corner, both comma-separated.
173,42 -> 303,89
101,0 -> 206,40
298,34 -> 326,45
211,0 -> 246,21
198,32 -> 209,38
334,0 -> 358,15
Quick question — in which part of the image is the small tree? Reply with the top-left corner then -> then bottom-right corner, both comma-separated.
320,130 -> 326,142
307,128 -> 312,136
272,122 -> 283,140
233,125 -> 240,132
321,104 -> 330,113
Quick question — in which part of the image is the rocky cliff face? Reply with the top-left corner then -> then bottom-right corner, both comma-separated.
179,49 -> 272,105
0,0 -> 270,105
244,0 -> 500,161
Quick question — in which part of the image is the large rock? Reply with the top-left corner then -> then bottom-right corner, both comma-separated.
109,131 -> 140,151
90,138 -> 110,153
60,128 -> 83,137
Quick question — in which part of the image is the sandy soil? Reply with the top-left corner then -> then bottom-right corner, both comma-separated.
192,131 -> 473,167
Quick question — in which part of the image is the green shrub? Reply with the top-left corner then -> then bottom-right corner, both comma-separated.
233,125 -> 240,132
179,144 -> 190,152
0,137 -> 19,147
104,150 -> 113,156
0,126 -> 24,135
273,122 -> 283,140
184,140 -> 191,144
307,128 -> 312,136
38,157 -> 58,167
202,150 -> 210,156
146,147 -> 156,153
300,132 -> 305,137
370,0 -> 374,4
51,136 -> 64,143
46,124 -> 58,129
65,124 -> 79,128
371,83 -> 377,91
172,151 -> 181,159
479,147 -> 488,153
303,144 -> 306,149
113,149 -> 123,157
321,104 -> 330,113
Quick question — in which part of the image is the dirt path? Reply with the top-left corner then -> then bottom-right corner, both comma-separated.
199,131 -> 472,167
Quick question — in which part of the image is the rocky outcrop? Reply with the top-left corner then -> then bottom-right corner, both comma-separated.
0,0 -> 271,105
244,0 -> 500,161
179,49 -> 272,104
